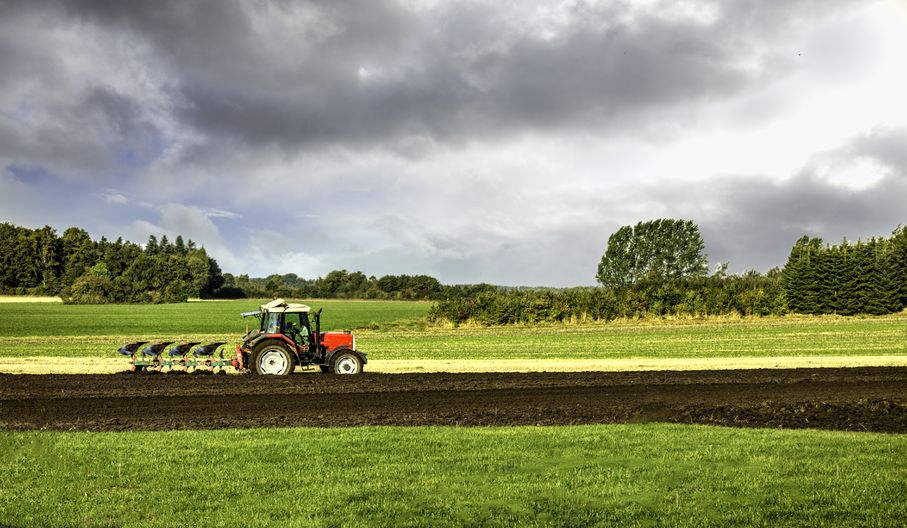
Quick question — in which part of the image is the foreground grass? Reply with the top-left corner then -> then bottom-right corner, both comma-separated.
0,424 -> 904,527
1,303 -> 904,360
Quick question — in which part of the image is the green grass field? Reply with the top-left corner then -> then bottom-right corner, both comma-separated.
0,300 -> 904,360
365,315 -> 907,360
0,299 -> 431,336
1,424 -> 904,527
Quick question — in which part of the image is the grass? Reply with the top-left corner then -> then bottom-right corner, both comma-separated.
1,303 -> 904,526
366,314 -> 907,360
0,424 -> 904,527
0,300 -> 904,360
0,299 -> 431,337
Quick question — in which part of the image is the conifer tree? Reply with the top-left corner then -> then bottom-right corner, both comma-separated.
845,241 -> 872,315
875,238 -> 901,315
892,226 -> 907,309
145,235 -> 159,256
836,242 -> 857,315
782,236 -> 809,313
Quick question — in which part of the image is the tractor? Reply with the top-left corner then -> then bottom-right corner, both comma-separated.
117,299 -> 366,376
236,298 -> 366,375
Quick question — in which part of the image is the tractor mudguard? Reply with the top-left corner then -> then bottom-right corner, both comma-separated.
246,333 -> 296,352
325,347 -> 367,366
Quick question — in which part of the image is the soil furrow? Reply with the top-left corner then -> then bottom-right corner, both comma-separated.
1,367 -> 905,432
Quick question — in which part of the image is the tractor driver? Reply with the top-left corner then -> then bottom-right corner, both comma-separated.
285,320 -> 309,349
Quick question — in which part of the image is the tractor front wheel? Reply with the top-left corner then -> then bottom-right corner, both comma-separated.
251,342 -> 294,376
330,351 -> 363,375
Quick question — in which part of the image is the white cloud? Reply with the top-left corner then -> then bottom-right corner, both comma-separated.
98,188 -> 129,205
201,207 -> 242,220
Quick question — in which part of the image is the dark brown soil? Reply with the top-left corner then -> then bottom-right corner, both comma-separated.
1,367 -> 905,432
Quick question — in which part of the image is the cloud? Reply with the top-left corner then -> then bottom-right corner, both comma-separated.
651,126 -> 907,273
1,0 -> 905,287
127,203 -> 233,261
98,188 -> 129,205
201,207 -> 242,220
1,0 -> 850,160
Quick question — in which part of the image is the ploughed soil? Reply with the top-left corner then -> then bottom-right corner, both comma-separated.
1,367 -> 905,432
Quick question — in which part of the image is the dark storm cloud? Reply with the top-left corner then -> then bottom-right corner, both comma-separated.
1,0 -> 844,155
0,2 -> 169,179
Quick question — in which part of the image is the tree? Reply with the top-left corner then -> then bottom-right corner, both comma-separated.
174,235 -> 187,256
66,262 -> 114,304
61,227 -> 97,285
892,226 -> 907,308
33,225 -> 62,293
145,235 -> 159,256
0,223 -> 23,290
596,219 -> 708,288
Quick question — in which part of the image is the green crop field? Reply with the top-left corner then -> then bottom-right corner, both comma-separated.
0,299 -> 431,337
0,299 -> 430,358
1,424 -> 904,527
364,315 -> 907,360
0,300 -> 904,360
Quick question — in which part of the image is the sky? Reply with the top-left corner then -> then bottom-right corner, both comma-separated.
1,0 -> 905,287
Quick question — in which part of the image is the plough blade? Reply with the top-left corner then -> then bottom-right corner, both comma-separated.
120,340 -> 238,374
118,341 -> 148,356
141,342 -> 174,357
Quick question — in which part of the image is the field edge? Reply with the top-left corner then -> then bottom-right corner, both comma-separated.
2,355 -> 907,374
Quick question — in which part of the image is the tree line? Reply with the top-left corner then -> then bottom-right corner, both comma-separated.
429,271 -> 785,325
0,222 -> 491,303
217,270 -> 461,300
0,223 -> 225,303
782,228 -> 907,315
429,219 -> 906,325
2,220 -> 904,319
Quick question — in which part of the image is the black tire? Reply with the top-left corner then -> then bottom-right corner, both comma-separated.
250,341 -> 295,376
319,365 -> 331,373
330,351 -> 363,375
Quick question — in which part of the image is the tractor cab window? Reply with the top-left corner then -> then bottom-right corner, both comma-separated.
283,312 -> 309,346
263,311 -> 281,334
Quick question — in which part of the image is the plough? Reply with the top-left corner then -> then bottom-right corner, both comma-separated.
118,340 -> 233,373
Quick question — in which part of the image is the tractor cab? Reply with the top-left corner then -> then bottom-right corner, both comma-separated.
243,298 -> 320,350
257,301 -> 313,349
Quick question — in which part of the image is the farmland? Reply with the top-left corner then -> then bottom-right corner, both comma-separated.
1,299 -> 906,526
3,367 -> 905,432
0,300 -> 905,364
0,299 -> 431,337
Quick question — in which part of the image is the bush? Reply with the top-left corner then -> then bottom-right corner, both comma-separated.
428,274 -> 787,326
65,274 -> 114,304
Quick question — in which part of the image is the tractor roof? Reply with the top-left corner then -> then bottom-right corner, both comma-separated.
261,298 -> 310,314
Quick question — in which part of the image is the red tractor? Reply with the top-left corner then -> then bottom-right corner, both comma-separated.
235,299 -> 366,375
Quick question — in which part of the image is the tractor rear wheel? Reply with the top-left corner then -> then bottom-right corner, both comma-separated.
330,351 -> 363,375
251,342 -> 294,376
